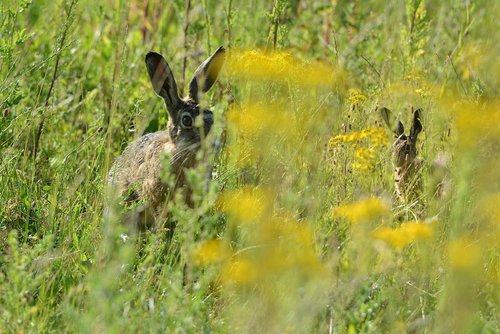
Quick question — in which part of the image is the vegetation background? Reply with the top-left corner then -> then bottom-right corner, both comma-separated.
0,0 -> 498,332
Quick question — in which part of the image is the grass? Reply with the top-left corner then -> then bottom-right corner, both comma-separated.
1,0 -> 499,333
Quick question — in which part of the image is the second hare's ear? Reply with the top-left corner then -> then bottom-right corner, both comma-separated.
188,46 -> 225,103
145,52 -> 181,114
410,108 -> 423,140
380,107 -> 405,138
380,107 -> 393,129
395,121 -> 405,138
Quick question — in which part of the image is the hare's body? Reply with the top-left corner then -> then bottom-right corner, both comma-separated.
381,107 -> 424,203
109,131 -> 194,212
109,47 -> 225,228
393,155 -> 423,203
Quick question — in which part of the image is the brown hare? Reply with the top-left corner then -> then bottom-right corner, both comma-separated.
109,46 -> 225,230
380,107 -> 423,204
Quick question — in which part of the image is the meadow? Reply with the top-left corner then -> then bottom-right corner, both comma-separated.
0,0 -> 499,333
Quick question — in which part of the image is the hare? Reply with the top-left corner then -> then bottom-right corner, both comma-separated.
380,107 -> 423,204
108,46 -> 225,230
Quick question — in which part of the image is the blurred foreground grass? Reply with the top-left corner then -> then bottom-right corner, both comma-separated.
1,0 -> 499,333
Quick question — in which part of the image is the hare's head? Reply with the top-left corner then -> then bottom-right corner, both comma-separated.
145,47 -> 225,150
380,107 -> 423,168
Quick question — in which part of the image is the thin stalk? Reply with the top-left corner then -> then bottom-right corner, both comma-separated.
201,0 -> 211,53
268,0 -> 280,50
181,0 -> 192,90
33,0 -> 77,161
226,0 -> 233,47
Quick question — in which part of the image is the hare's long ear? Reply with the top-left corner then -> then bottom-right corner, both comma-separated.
380,107 -> 393,129
380,107 -> 404,138
145,52 -> 181,116
188,46 -> 225,103
395,121 -> 405,138
410,108 -> 423,140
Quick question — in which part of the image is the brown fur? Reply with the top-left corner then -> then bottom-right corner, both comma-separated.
108,47 -> 225,230
381,107 -> 424,203
109,131 -> 194,209
394,155 -> 423,203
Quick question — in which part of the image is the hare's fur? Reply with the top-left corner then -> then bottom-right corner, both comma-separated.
393,152 -> 423,203
109,132 -> 194,212
108,47 -> 225,229
381,107 -> 424,203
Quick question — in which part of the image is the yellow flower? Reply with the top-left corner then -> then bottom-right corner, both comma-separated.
328,127 -> 388,148
220,257 -> 258,285
332,198 -> 389,224
329,127 -> 388,172
192,239 -> 231,266
354,147 -> 375,160
227,50 -> 293,81
352,147 -> 377,171
227,103 -> 288,136
415,87 -> 430,97
218,187 -> 273,223
447,237 -> 481,269
373,221 -> 433,249
231,216 -> 327,279
475,193 -> 500,239
453,101 -> 500,149
226,49 -> 342,87
347,88 -> 367,104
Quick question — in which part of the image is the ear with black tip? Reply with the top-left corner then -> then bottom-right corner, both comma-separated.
145,52 -> 181,116
380,107 -> 404,138
188,46 -> 225,103
396,121 -> 405,138
380,107 -> 393,129
410,108 -> 423,140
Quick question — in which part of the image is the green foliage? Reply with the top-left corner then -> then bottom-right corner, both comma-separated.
0,0 -> 499,333
403,0 -> 429,61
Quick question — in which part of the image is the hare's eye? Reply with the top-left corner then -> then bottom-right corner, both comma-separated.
181,114 -> 193,128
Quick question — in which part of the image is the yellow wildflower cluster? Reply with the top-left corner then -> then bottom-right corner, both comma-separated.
226,102 -> 316,166
192,239 -> 231,266
329,127 -> 388,148
405,71 -> 424,82
415,87 -> 430,98
226,49 -> 343,87
220,257 -> 259,284
373,221 -> 433,249
352,147 -> 376,171
256,219 -> 324,273
476,193 -> 500,233
191,239 -> 258,284
453,100 -> 500,149
222,219 -> 325,285
191,241 -> 259,284
209,185 -> 326,285
227,103 -> 289,136
347,88 -> 367,105
191,216 -> 326,286
218,187 -> 273,223
329,127 -> 388,171
447,237 -> 481,270
332,198 -> 389,224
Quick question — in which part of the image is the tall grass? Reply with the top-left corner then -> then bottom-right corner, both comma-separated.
1,0 -> 498,333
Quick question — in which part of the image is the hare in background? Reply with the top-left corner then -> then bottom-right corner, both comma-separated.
380,107 -> 423,204
108,46 -> 225,230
